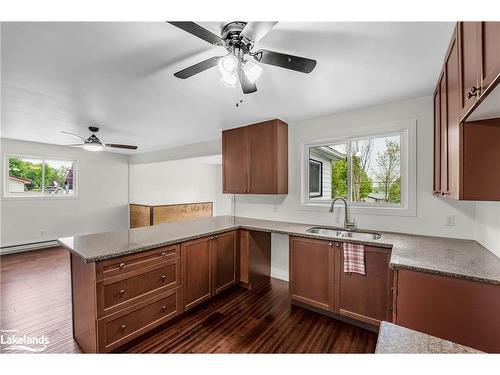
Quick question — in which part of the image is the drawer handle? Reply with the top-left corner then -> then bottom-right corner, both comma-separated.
161,305 -> 167,313
160,275 -> 167,281
119,289 -> 126,296
119,262 -> 126,269
121,324 -> 126,330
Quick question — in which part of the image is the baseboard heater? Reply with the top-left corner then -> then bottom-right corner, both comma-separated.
0,240 -> 59,255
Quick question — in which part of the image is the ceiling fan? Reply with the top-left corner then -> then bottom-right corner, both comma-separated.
168,21 -> 317,94
62,126 -> 138,152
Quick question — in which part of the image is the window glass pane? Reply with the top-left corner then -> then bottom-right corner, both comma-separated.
44,160 -> 75,195
8,157 -> 43,195
309,143 -> 347,200
351,134 -> 401,203
309,159 -> 322,198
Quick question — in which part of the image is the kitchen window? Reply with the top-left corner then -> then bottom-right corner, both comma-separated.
5,155 -> 76,198
302,122 -> 415,215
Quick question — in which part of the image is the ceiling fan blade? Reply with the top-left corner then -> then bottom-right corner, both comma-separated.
239,66 -> 257,94
240,22 -> 278,43
168,22 -> 224,46
105,144 -> 138,150
173,56 -> 221,79
253,49 -> 317,73
61,131 -> 86,140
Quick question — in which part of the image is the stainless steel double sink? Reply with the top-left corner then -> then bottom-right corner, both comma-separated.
305,226 -> 381,241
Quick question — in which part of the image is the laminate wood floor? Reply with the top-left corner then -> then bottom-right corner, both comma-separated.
0,247 -> 377,353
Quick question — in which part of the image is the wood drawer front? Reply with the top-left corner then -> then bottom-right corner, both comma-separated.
97,244 -> 180,280
98,260 -> 179,317
98,288 -> 180,352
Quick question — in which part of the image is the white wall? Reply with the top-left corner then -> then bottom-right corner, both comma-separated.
129,157 -> 231,216
232,97 -> 478,279
0,138 -> 129,248
475,202 -> 500,257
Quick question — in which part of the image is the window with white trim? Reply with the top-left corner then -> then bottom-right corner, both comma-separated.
5,155 -> 76,197
305,131 -> 406,208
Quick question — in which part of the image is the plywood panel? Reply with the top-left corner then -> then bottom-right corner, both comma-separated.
130,204 -> 151,228
152,202 -> 213,225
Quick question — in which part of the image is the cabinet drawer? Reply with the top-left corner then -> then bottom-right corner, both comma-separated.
98,288 -> 180,352
97,244 -> 180,280
97,259 -> 180,317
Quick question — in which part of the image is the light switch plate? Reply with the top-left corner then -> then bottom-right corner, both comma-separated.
446,215 -> 455,226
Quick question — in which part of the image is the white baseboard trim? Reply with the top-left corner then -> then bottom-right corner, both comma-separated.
271,268 -> 289,282
0,240 -> 60,255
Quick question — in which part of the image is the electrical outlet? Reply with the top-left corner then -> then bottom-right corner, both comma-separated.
446,215 -> 455,226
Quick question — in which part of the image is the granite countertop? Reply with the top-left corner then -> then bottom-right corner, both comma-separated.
375,322 -> 483,353
58,215 -> 500,284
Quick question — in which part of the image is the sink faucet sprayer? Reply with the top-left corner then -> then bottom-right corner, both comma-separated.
329,197 -> 356,230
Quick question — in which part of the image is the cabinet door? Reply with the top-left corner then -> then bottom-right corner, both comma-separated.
458,22 -> 480,118
337,245 -> 392,326
181,236 -> 212,310
394,269 -> 500,353
222,126 -> 250,193
213,231 -> 236,295
438,71 -> 449,194
444,33 -> 460,199
289,237 -> 334,311
479,22 -> 500,91
249,120 -> 277,193
433,87 -> 441,193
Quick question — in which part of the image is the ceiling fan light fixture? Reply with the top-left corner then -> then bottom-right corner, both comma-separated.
218,54 -> 238,76
83,143 -> 104,152
219,72 -> 237,88
242,60 -> 263,83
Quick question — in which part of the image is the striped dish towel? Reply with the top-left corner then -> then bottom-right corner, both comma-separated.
343,242 -> 366,275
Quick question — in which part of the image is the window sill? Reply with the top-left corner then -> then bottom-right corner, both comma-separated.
297,201 -> 416,217
2,195 -> 79,201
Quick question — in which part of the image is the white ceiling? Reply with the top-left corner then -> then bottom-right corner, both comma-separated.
1,22 -> 454,153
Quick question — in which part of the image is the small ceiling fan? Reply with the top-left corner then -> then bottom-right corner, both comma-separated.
168,21 -> 317,94
62,126 -> 138,152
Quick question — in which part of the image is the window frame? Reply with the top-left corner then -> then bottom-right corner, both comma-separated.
308,158 -> 323,198
4,153 -> 78,199
300,119 -> 416,217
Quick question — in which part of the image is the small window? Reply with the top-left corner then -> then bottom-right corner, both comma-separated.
309,159 -> 323,198
305,132 -> 404,207
6,155 -> 76,197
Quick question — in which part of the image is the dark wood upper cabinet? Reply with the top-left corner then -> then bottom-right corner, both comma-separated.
479,22 -> 500,93
289,236 -> 335,311
434,22 -> 500,201
223,119 -> 288,194
458,22 -> 480,119
222,126 -> 250,193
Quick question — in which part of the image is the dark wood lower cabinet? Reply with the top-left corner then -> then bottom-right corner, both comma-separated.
393,268 -> 500,353
213,231 -> 237,295
289,236 -> 392,328
337,246 -> 392,326
289,237 -> 335,311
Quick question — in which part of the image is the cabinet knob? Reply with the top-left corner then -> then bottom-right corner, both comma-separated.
335,243 -> 341,248
467,86 -> 480,99
329,242 -> 333,247
161,305 -> 167,313
121,324 -> 126,330
119,289 -> 126,295
119,262 -> 125,269
160,275 -> 167,281
161,252 -> 166,257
